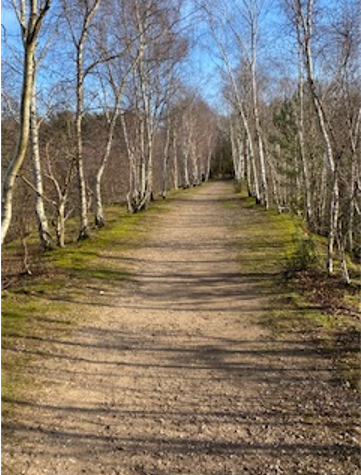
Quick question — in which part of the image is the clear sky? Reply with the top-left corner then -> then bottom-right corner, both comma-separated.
2,0 -> 356,114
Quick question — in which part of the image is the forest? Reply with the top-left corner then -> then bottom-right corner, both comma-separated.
2,0 -> 360,281
2,2 -> 361,474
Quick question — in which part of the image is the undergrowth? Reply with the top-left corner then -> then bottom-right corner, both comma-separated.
1,186 -> 196,411
232,186 -> 361,392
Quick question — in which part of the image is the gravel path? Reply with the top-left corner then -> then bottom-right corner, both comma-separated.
2,181 -> 360,475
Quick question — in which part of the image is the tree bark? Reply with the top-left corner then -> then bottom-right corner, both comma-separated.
2,34 -> 36,243
30,67 -> 53,250
1,0 -> 51,244
296,44 -> 312,224
162,120 -> 171,198
299,0 -> 339,275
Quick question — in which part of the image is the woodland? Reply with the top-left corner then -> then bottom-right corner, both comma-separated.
1,0 -> 361,279
2,2 -> 361,474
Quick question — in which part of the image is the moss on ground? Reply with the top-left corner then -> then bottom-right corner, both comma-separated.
2,182 -> 360,412
231,186 -> 360,392
1,189 -> 194,408
2,203 -> 151,409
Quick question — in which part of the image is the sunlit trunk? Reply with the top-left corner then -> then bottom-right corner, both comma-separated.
30,68 -> 53,250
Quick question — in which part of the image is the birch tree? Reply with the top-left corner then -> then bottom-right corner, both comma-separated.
286,0 -> 341,275
91,6 -> 140,227
1,0 -> 52,244
62,0 -> 102,240
30,66 -> 53,249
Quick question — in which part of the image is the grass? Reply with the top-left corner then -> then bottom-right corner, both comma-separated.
1,203 -> 147,410
231,186 -> 360,392
1,188 -> 193,409
2,181 -> 360,412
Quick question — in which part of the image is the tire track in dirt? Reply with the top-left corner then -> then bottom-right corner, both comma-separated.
2,181 -> 359,475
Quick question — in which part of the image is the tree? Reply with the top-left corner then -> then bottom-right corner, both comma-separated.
1,0 -> 52,244
62,0 -> 102,240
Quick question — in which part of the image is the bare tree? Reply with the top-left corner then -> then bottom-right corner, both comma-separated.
62,0 -> 102,240
1,0 -> 52,243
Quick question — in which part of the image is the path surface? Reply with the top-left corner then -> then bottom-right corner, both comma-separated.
2,181 -> 360,475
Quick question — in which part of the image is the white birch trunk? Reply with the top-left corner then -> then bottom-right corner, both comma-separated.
1,0 -> 48,243
73,0 -> 101,240
244,137 -> 252,195
251,66 -> 268,208
182,150 -> 190,189
30,67 -> 53,249
121,113 -> 137,213
75,72 -> 89,240
205,137 -> 213,182
297,45 -> 312,224
172,128 -> 179,190
162,122 -> 171,198
301,0 -> 339,275
230,118 -> 241,182
235,125 -> 245,182
94,97 -> 121,227
56,199 -> 66,248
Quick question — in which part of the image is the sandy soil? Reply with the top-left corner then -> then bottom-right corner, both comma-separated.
2,181 -> 360,475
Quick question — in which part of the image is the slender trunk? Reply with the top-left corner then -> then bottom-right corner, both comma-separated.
190,141 -> 199,185
347,160 -> 356,252
172,128 -> 179,190
74,0 -> 101,239
205,138 -> 212,182
1,0 -> 52,243
251,67 -> 268,208
346,111 -> 360,251
235,127 -> 245,181
56,199 -> 66,248
139,117 -> 147,203
269,157 -> 282,213
94,175 -> 104,228
1,40 -> 36,243
244,137 -> 252,196
94,103 -> 120,227
230,118 -> 240,181
121,114 -> 136,213
30,69 -> 52,250
297,47 -> 312,224
327,172 -> 339,276
162,122 -> 171,198
76,47 -> 90,240
302,8 -> 339,275
182,150 -> 190,189
147,140 -> 154,202
242,114 -> 259,201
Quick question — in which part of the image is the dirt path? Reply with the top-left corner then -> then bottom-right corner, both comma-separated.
2,181 -> 360,475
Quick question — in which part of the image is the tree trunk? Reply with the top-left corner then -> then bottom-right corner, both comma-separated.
94,100 -> 120,227
172,128 -> 179,190
162,122 -> 171,198
182,150 -> 190,189
251,66 -> 268,208
230,118 -> 241,182
56,199 -> 66,248
302,3 -> 339,275
205,137 -> 213,182
1,40 -> 36,243
296,45 -> 312,224
76,49 -> 90,241
30,72 -> 53,250
1,0 -> 51,244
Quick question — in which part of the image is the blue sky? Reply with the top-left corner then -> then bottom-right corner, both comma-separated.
2,0 -> 354,114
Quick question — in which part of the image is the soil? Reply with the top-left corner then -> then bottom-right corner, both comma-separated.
2,181 -> 360,475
